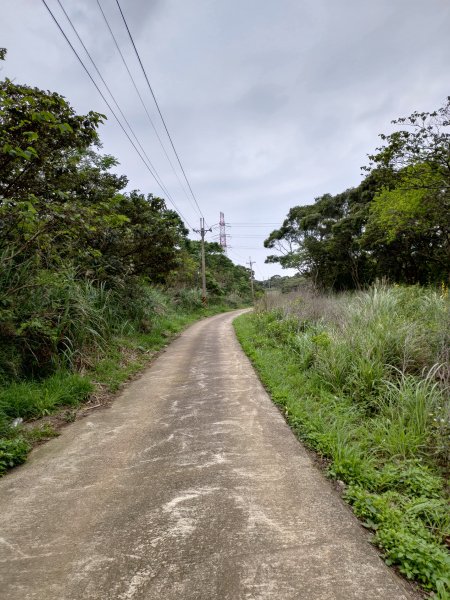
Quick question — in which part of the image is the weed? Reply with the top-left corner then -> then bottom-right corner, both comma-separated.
0,372 -> 93,421
25,424 -> 59,443
0,289 -> 245,475
0,436 -> 30,474
234,284 -> 450,597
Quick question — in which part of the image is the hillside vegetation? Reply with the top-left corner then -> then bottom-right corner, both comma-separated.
235,285 -> 449,597
264,98 -> 450,291
247,98 -> 450,597
0,53 -> 251,472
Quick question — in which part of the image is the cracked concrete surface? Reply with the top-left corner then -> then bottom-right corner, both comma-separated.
0,310 -> 418,599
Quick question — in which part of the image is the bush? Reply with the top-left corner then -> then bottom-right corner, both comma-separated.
377,527 -> 450,592
0,437 -> 30,474
173,288 -> 204,310
346,485 -> 450,592
234,284 -> 450,597
0,263 -> 115,376
115,284 -> 170,333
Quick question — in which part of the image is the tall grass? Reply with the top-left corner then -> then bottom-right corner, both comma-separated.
236,284 -> 450,596
0,266 -> 248,474
0,263 -> 117,378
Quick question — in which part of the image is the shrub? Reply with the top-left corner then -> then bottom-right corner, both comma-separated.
234,284 -> 450,597
0,264 -> 114,376
0,437 -> 30,474
173,288 -> 203,310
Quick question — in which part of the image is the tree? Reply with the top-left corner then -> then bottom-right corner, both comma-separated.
364,98 -> 450,283
0,79 -> 107,266
0,76 -> 194,375
0,78 -> 191,287
264,176 -> 378,290
103,191 -> 188,284
265,99 -> 450,289
168,240 -> 251,298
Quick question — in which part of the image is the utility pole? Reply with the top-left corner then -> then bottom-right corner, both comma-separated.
247,256 -> 255,303
194,218 -> 212,306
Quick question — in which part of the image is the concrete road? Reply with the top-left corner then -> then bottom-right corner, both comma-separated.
0,310 -> 417,599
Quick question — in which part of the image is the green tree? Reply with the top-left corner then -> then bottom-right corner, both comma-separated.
265,99 -> 450,289
363,99 -> 450,283
106,191 -> 188,284
0,79 -> 107,265
0,77 -> 191,375
0,79 -> 188,286
265,176 -> 378,290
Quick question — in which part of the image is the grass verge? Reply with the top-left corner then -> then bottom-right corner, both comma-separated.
0,301 -> 239,475
234,289 -> 449,598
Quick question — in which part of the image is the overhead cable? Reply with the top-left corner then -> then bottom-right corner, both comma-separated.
56,0 -> 185,223
114,0 -> 207,226
228,223 -> 281,227
96,0 -> 201,220
41,0 -> 193,230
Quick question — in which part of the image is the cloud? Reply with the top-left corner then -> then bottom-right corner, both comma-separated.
1,0 -> 450,275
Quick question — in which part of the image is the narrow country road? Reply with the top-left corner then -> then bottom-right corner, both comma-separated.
0,310 -> 417,600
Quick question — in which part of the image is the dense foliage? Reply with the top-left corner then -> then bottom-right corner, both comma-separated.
265,99 -> 450,290
0,75 -> 251,381
235,285 -> 450,596
0,287 -> 238,474
0,63 -> 252,470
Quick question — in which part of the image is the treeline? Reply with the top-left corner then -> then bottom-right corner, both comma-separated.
259,274 -> 305,293
0,55 -> 251,383
265,99 -> 450,290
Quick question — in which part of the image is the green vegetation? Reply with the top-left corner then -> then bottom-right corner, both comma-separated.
0,284 -> 242,475
265,98 -> 450,289
234,285 -> 449,597
0,54 -> 251,473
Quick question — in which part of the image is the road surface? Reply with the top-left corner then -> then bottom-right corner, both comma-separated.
0,310 -> 416,599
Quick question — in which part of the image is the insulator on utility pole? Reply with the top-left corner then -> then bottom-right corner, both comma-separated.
194,217 -> 212,306
246,256 -> 255,303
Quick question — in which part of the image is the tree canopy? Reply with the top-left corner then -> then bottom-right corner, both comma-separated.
0,73 -> 251,377
265,98 -> 450,289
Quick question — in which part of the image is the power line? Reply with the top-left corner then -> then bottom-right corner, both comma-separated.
228,249 -> 266,279
41,0 -> 193,230
230,246 -> 267,250
227,249 -> 247,264
96,0 -> 200,220
55,0 -> 186,226
228,224 -> 280,228
114,0 -> 207,225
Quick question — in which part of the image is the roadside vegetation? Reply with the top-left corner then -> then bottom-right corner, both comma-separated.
250,97 -> 450,596
0,288 -> 241,475
235,285 -> 449,597
264,98 -> 449,291
0,50 -> 251,473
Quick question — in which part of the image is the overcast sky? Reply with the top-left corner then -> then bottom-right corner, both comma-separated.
2,0 -> 450,278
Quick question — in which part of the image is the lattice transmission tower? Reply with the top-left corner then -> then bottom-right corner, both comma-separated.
219,211 -> 228,254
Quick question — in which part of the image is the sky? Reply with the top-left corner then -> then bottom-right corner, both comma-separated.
1,0 -> 450,279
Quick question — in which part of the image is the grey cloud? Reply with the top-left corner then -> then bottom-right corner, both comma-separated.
236,84 -> 288,119
1,0 -> 450,276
